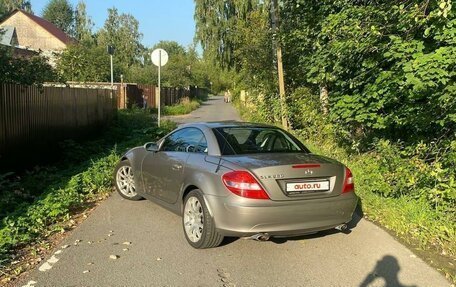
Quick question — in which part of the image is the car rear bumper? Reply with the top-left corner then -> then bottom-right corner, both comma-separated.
205,192 -> 358,237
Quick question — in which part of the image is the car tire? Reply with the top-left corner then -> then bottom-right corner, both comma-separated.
114,160 -> 142,201
183,190 -> 224,249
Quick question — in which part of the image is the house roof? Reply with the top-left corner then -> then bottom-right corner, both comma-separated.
0,25 -> 15,46
1,9 -> 74,45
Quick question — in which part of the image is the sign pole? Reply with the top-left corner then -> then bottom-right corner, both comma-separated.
158,50 -> 161,127
151,48 -> 168,128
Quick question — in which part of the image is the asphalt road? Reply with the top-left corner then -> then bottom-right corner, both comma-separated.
18,96 -> 450,287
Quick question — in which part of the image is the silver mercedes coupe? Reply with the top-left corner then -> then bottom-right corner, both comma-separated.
114,122 -> 358,249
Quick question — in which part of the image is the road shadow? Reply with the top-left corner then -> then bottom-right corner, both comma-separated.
359,255 -> 417,287
219,236 -> 239,247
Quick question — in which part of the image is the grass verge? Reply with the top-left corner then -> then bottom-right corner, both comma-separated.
162,97 -> 201,115
0,109 -> 176,283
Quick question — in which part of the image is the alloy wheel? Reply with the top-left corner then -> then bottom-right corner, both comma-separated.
183,196 -> 204,242
116,165 -> 138,198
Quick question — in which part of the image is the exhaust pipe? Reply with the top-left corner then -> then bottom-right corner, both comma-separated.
335,224 -> 348,232
249,233 -> 270,241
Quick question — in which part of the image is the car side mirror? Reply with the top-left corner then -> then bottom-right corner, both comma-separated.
144,142 -> 159,152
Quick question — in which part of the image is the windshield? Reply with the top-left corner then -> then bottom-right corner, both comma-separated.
213,127 -> 309,155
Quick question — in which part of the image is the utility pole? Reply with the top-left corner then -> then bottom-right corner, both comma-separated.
272,0 -> 289,130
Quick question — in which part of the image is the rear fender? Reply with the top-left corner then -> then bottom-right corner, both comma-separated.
180,168 -> 231,216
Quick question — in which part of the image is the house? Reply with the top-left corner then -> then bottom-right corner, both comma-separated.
0,26 -> 19,46
0,25 -> 38,58
0,9 -> 74,52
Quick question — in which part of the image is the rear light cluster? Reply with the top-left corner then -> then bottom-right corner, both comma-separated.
222,171 -> 270,199
343,167 -> 355,193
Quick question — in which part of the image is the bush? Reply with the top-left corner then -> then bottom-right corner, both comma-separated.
0,47 -> 58,85
288,87 -> 336,145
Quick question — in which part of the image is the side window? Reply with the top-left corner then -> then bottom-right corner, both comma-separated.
161,129 -> 187,152
194,136 -> 208,154
161,128 -> 207,153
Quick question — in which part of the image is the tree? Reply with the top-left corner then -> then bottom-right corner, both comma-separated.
194,0 -> 258,68
0,46 -> 57,84
195,0 -> 287,123
74,0 -> 93,45
56,44 -> 110,82
150,41 -> 191,87
127,41 -> 200,88
279,0 -> 456,143
42,0 -> 74,35
97,7 -> 143,69
0,0 -> 32,17
153,41 -> 186,57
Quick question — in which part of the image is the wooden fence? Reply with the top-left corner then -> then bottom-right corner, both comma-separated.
118,84 -> 209,109
0,83 -> 117,167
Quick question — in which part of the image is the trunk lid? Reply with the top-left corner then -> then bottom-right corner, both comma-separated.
222,153 -> 345,201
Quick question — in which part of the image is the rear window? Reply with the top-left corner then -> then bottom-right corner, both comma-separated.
213,127 -> 309,155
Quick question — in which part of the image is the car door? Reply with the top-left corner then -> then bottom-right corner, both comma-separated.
141,128 -> 205,204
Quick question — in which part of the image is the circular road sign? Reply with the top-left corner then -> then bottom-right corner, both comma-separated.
151,48 -> 169,67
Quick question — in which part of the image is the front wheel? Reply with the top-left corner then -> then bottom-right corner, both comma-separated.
114,160 -> 142,200
183,190 -> 224,249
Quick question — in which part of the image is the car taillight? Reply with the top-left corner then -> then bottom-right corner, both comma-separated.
222,171 -> 270,199
342,167 -> 354,193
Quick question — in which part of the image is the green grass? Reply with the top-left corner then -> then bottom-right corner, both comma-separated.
0,110 -> 176,269
162,97 -> 201,115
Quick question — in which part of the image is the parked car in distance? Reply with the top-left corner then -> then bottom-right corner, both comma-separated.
114,122 -> 358,249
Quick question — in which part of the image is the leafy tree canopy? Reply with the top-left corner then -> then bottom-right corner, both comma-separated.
280,0 -> 455,144
194,0 -> 262,68
97,7 -> 143,69
56,44 -> 110,82
0,46 -> 57,84
126,41 -> 209,88
42,0 -> 74,35
0,0 -> 32,17
74,0 -> 94,45
195,0 -> 455,145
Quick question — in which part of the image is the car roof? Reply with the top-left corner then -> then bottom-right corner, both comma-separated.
178,121 -> 277,129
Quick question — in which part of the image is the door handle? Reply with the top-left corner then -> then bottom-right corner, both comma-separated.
172,164 -> 183,171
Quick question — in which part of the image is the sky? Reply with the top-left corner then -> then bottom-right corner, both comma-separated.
31,0 -> 197,48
